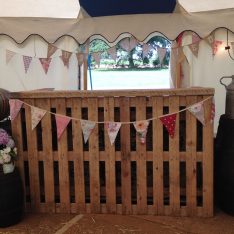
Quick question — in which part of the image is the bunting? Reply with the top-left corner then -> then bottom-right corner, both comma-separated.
189,42 -> 200,57
47,44 -> 58,58
80,120 -> 96,143
106,122 -> 121,145
9,99 -> 23,121
6,50 -> 16,64
60,50 -> 72,68
108,47 -> 117,61
23,55 -> 32,73
142,44 -> 151,58
212,40 -> 223,56
133,120 -> 149,144
55,115 -> 71,140
31,106 -> 47,130
129,37 -> 138,51
204,33 -> 215,48
160,113 -> 177,138
39,58 -> 52,74
120,38 -> 130,52
76,53 -> 85,66
92,52 -> 101,66
157,47 -> 167,65
188,103 -> 205,125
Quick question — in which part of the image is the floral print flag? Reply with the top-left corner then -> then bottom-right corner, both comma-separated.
188,103 -> 205,125
80,120 -> 96,143
6,50 -> 16,64
23,55 -> 32,73
55,115 -> 71,140
9,99 -> 23,121
47,44 -> 58,58
60,50 -> 72,68
133,120 -> 149,144
106,122 -> 121,145
39,58 -> 52,74
31,106 -> 46,130
159,113 -> 177,138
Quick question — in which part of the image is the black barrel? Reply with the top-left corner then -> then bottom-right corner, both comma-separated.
216,115 -> 234,215
0,168 -> 24,227
0,89 -> 10,121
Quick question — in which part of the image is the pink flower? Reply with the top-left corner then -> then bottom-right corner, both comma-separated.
0,129 -> 9,145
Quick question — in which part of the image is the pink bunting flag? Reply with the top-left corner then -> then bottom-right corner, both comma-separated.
157,47 -> 167,65
212,40 -> 223,56
133,120 -> 150,144
159,113 -> 177,138
9,99 -> 23,121
192,33 -> 200,44
210,97 -> 215,124
129,36 -> 138,51
119,38 -> 130,52
55,115 -> 71,140
23,55 -> 32,73
188,103 -> 205,126
108,47 -> 117,61
80,120 -> 96,143
189,42 -> 200,57
31,106 -> 47,130
142,44 -> 151,58
76,53 -> 85,66
92,52 -> 101,66
106,122 -> 121,145
39,58 -> 52,74
60,50 -> 72,68
6,50 -> 16,64
47,44 -> 58,58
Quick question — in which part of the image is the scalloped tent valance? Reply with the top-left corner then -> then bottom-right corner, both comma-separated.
1,0 -> 234,44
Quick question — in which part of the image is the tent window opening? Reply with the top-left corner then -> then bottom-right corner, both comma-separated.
87,37 -> 171,90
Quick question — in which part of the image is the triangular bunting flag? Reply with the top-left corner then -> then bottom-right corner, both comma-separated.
55,115 -> 71,140
9,99 -> 23,121
157,47 -> 167,65
31,106 -> 47,130
192,32 -> 200,44
6,50 -> 16,64
231,42 -> 234,55
108,47 -> 117,61
120,38 -> 130,52
159,113 -> 177,138
171,46 -> 185,62
47,44 -> 58,58
212,40 -> 223,56
80,120 -> 96,143
142,44 -> 151,58
76,53 -> 85,66
60,50 -> 72,68
92,52 -> 101,66
188,103 -> 205,126
106,122 -> 121,145
204,33 -> 215,48
210,97 -> 215,124
189,42 -> 200,57
133,120 -> 149,144
23,56 -> 32,73
39,58 -> 52,74
129,36 -> 138,51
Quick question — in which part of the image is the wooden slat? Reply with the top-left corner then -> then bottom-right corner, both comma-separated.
24,99 -> 41,212
104,97 -> 116,213
202,96 -> 214,217
152,97 -> 164,215
88,98 -> 100,213
55,98 -> 70,213
71,98 -> 86,213
169,96 -> 180,215
136,97 -> 147,214
37,98 -> 55,213
186,96 -> 197,216
120,97 -> 132,214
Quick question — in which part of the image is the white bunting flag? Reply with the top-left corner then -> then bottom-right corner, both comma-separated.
188,103 -> 205,126
23,56 -> 32,73
106,122 -> 121,145
80,120 -> 96,143
92,52 -> 101,66
60,50 -> 72,68
9,99 -> 23,121
47,44 -> 58,58
133,120 -> 150,144
6,50 -> 16,64
157,47 -> 167,65
31,106 -> 47,130
108,47 -> 117,61
55,115 -> 71,140
142,44 -> 151,58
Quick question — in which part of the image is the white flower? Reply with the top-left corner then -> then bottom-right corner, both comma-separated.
2,153 -> 11,163
3,147 -> 11,154
6,138 -> 15,148
13,147 -> 17,155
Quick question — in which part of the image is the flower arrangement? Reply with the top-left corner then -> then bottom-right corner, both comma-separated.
0,128 -> 17,173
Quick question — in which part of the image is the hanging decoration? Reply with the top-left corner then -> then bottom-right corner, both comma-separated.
9,99 -> 23,121
76,53 -> 85,66
106,122 -> 121,145
108,47 -> 117,61
119,38 -> 130,52
204,33 -> 215,48
212,40 -> 223,56
6,50 -> 16,64
92,52 -> 101,66
55,115 -> 71,140
188,103 -> 205,125
80,120 -> 96,143
189,42 -> 200,57
142,44 -> 151,58
39,58 -> 52,74
157,47 -> 167,65
23,55 -> 32,73
159,113 -> 177,138
133,120 -> 150,144
129,36 -> 138,51
47,44 -> 58,58
60,50 -> 72,68
31,106 -> 47,130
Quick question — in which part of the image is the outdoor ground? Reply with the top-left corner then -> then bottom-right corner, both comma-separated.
1,210 -> 234,234
88,69 -> 170,90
